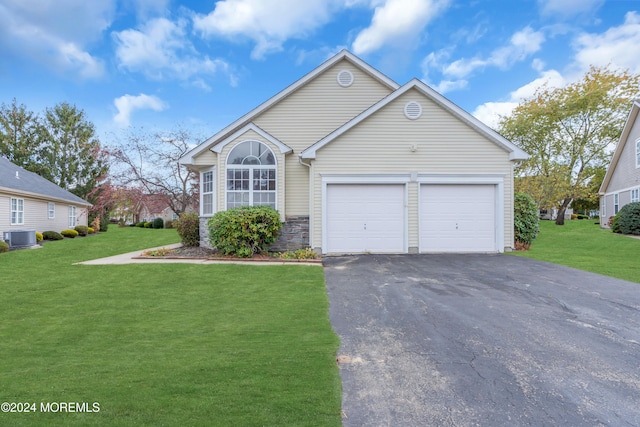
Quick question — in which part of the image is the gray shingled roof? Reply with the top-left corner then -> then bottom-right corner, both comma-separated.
0,156 -> 91,206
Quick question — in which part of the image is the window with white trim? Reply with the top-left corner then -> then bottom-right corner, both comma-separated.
68,206 -> 76,228
632,188 -> 639,203
48,202 -> 55,219
201,169 -> 215,216
614,193 -> 619,214
226,141 -> 276,209
602,197 -> 606,218
636,139 -> 640,168
11,198 -> 24,225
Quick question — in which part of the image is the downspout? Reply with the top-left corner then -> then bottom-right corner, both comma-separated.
299,155 -> 313,250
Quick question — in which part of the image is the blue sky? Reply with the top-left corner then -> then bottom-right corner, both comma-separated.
1,0 -> 638,145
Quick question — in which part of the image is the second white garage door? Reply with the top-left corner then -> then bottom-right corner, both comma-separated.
420,184 -> 497,252
326,184 -> 405,253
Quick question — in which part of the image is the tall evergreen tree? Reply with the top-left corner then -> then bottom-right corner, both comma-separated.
0,99 -> 44,173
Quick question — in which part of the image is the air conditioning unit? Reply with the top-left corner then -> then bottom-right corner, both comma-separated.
3,230 -> 37,248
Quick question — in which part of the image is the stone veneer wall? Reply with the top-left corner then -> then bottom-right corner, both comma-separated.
199,215 -> 309,252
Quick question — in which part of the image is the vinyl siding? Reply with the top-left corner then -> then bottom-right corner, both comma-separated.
607,117 -> 640,191
1,191 -> 88,234
253,59 -> 393,216
310,88 -> 515,251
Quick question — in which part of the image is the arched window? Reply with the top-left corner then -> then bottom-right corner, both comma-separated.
226,141 -> 276,209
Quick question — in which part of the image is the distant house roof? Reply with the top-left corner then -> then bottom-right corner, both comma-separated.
0,156 -> 91,206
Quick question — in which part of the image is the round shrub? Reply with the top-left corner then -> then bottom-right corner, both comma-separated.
88,227 -> 95,234
0,240 -> 9,253
136,222 -> 145,228
152,217 -> 164,229
35,231 -> 43,242
514,192 -> 540,250
61,229 -> 79,238
42,230 -> 64,241
612,202 -> 640,235
74,225 -> 89,236
176,212 -> 200,247
143,222 -> 152,228
208,206 -> 282,258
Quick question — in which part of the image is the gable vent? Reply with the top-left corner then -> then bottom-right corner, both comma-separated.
337,70 -> 354,87
404,101 -> 422,120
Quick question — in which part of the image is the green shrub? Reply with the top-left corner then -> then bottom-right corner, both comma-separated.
88,227 -> 95,234
74,225 -> 89,236
35,231 -> 43,242
136,222 -> 145,228
144,222 -> 152,228
612,202 -> 640,235
99,212 -> 109,232
514,192 -> 540,250
0,240 -> 8,253
165,220 -> 174,229
152,217 -> 164,229
279,248 -> 319,260
61,229 -> 79,238
42,230 -> 64,241
208,206 -> 282,258
176,212 -> 200,247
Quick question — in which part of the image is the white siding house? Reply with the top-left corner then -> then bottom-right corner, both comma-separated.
180,50 -> 528,254
0,157 -> 91,238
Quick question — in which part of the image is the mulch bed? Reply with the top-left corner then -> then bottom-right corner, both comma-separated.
137,246 -> 322,263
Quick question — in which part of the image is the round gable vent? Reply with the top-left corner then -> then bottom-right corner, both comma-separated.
404,101 -> 423,120
337,70 -> 354,87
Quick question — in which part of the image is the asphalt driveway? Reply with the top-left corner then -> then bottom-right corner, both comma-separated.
324,254 -> 640,426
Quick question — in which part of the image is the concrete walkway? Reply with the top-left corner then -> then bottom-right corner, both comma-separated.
74,243 -> 321,266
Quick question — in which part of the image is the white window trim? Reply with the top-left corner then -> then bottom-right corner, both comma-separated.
200,167 -> 216,217
68,206 -> 76,228
225,141 -> 277,210
11,197 -> 24,225
632,188 -> 640,203
636,139 -> 640,168
614,193 -> 619,214
48,202 -> 55,219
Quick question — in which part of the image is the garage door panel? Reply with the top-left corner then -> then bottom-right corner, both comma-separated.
326,184 -> 405,253
420,184 -> 496,252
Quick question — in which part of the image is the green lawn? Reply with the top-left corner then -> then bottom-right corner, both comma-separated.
511,219 -> 640,284
0,226 -> 341,426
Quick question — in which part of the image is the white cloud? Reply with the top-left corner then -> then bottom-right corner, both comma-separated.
0,0 -> 113,78
352,0 -> 451,55
193,0 -> 340,60
472,68 -> 565,129
443,26 -> 545,79
113,94 -> 168,127
113,18 -> 234,83
572,11 -> 640,74
538,0 -> 604,18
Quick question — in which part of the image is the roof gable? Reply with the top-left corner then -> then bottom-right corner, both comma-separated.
300,79 -> 529,161
0,156 -> 91,206
180,50 -> 399,166
599,100 -> 640,194
210,123 -> 292,154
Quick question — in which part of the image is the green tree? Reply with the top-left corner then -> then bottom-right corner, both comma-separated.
499,66 -> 640,225
571,165 -> 606,214
39,102 -> 108,199
0,99 -> 44,172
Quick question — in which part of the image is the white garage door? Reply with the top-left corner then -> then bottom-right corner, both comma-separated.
326,184 -> 405,253
420,184 -> 496,252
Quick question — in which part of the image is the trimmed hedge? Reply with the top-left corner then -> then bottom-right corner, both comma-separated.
152,217 -> 164,229
612,202 -> 640,235
514,192 -> 540,250
74,225 -> 89,236
176,212 -> 200,247
208,206 -> 282,258
43,230 -> 64,241
61,229 -> 79,238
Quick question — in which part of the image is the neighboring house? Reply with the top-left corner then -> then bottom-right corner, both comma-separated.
0,156 -> 91,236
599,100 -> 640,227
539,207 -> 573,221
180,50 -> 529,254
138,194 -> 179,223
